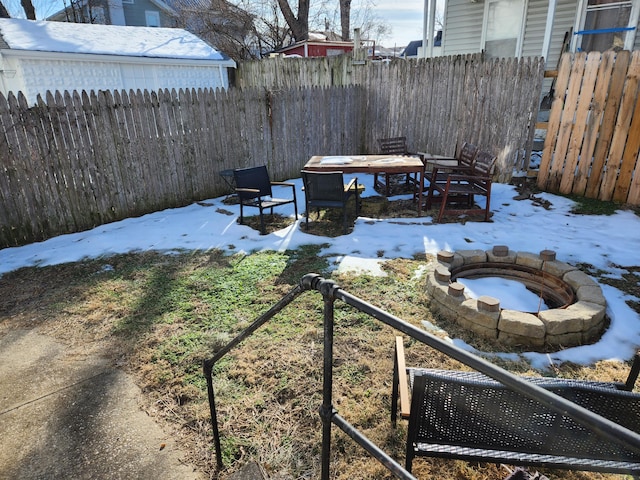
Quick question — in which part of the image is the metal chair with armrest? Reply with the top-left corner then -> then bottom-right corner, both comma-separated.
234,165 -> 298,235
301,170 -> 361,235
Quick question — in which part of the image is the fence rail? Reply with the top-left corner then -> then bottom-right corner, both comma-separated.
538,50 -> 640,204
1,55 -> 545,249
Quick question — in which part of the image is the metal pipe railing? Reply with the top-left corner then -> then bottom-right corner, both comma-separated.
203,273 -> 640,478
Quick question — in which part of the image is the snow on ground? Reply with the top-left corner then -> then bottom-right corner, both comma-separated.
2,173 -> 639,370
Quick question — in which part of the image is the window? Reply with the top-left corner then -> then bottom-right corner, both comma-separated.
145,10 -> 160,27
575,0 -> 638,52
482,0 -> 527,58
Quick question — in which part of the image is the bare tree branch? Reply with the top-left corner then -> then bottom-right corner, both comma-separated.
339,0 -> 351,40
20,0 -> 35,20
0,1 -> 10,18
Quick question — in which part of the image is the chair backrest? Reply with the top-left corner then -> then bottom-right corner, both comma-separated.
234,166 -> 272,200
457,142 -> 479,168
301,170 -> 346,202
473,151 -> 497,177
378,137 -> 409,155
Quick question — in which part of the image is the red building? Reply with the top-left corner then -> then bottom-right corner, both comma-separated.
276,39 -> 355,58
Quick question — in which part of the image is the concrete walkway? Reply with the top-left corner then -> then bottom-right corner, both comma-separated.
0,329 -> 204,480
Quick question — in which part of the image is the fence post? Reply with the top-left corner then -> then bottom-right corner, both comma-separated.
319,279 -> 338,480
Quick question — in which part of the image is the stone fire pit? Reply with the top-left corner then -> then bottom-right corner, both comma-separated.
425,246 -> 607,350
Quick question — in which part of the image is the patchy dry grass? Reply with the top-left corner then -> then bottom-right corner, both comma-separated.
1,190 -> 638,480
0,246 -> 637,480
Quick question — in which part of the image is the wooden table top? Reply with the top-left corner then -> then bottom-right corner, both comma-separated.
304,155 -> 424,173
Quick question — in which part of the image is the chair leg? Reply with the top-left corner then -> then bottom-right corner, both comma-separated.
437,190 -> 448,223
484,184 -> 492,222
258,206 -> 266,235
342,206 -> 347,235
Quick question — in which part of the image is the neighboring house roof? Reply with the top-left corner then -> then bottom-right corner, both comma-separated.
401,31 -> 442,57
148,0 -> 176,14
0,18 -> 229,62
401,40 -> 422,57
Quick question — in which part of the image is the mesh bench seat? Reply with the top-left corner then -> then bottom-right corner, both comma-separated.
392,337 -> 640,475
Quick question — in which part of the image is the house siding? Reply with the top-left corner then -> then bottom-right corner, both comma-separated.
521,0 -> 577,65
123,0 -> 175,27
0,55 -> 229,104
442,0 -> 485,56
444,0 -> 640,62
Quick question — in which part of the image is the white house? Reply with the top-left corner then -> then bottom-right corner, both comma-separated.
48,0 -> 181,28
0,18 -> 236,104
434,0 -> 640,67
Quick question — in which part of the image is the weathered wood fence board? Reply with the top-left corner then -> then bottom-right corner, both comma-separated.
539,50 -> 640,204
237,55 -> 545,182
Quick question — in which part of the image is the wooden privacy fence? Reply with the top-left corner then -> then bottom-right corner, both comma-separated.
0,86 -> 366,248
0,55 -> 545,249
538,50 -> 640,204
238,54 -> 546,180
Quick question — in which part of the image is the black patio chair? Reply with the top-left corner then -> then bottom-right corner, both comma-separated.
301,170 -> 360,235
233,165 -> 298,235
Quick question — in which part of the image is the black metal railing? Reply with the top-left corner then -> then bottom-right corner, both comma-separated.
203,273 -> 640,479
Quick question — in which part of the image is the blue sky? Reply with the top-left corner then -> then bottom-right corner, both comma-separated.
6,0 -> 438,48
373,0 -> 430,47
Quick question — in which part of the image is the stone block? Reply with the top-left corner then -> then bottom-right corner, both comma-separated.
450,253 -> 465,270
438,289 -> 467,310
457,315 -> 498,339
576,285 -> 607,306
431,281 -> 452,303
546,331 -> 583,347
563,270 -> 598,289
539,249 -> 556,261
429,302 -> 458,323
437,250 -> 454,264
434,265 -> 451,283
448,282 -> 465,297
542,260 -> 577,277
460,299 -> 500,329
515,251 -> 543,270
457,249 -> 487,265
583,322 -> 606,344
498,330 -> 545,348
425,272 -> 437,296
492,245 -> 509,256
487,247 -> 516,263
478,295 -> 500,312
538,308 -> 583,335
498,310 -> 546,338
569,301 -> 606,330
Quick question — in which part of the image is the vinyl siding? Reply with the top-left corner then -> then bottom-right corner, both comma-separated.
441,0 -> 485,56
123,0 -> 175,27
521,0 -> 577,66
443,0 -> 578,66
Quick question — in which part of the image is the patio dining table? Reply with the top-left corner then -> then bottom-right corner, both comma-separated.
303,154 -> 425,216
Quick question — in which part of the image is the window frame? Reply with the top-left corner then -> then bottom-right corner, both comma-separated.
572,0 -> 640,51
145,10 -> 161,27
480,0 -> 528,58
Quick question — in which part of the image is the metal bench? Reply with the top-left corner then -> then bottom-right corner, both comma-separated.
392,337 -> 640,475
